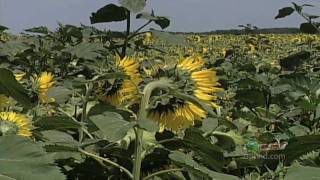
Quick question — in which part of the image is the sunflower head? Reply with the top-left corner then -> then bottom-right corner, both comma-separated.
0,112 -> 32,137
97,56 -> 141,106
147,55 -> 223,132
37,72 -> 55,103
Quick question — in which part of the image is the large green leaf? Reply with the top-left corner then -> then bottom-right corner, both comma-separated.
63,42 -> 105,60
275,7 -> 295,19
283,135 -> 320,164
24,26 -> 50,34
89,111 -> 135,142
0,136 -> 65,180
183,128 -> 224,171
0,40 -> 30,57
300,23 -> 319,34
119,0 -> 146,13
0,68 -> 33,109
0,25 -> 8,31
136,12 -> 170,29
90,4 -> 127,24
285,165 -> 320,180
169,151 -> 239,180
47,86 -> 72,104
42,130 -> 81,160
35,116 -> 82,130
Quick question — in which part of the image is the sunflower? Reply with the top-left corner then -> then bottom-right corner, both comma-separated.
0,112 -> 32,137
147,55 -> 223,132
97,56 -> 141,106
37,72 -> 54,103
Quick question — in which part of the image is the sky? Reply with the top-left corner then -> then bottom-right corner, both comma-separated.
0,0 -> 319,33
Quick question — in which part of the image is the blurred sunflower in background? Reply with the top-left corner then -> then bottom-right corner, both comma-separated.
146,55 -> 223,132
0,112 -> 32,137
37,72 -> 55,103
97,56 -> 142,106
144,32 -> 153,45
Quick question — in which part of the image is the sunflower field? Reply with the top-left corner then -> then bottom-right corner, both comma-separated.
0,1 -> 320,180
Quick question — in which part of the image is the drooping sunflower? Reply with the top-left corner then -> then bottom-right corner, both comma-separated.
97,56 -> 142,106
147,55 -> 223,132
37,72 -> 54,103
0,112 -> 32,137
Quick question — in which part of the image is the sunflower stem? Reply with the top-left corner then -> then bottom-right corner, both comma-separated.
121,10 -> 131,58
133,78 -> 173,180
79,83 -> 93,143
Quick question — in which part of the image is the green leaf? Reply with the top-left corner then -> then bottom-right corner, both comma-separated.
285,165 -> 320,180
63,42 -> 105,60
295,98 -> 316,111
0,40 -> 30,57
0,68 -> 33,109
119,0 -> 146,13
89,111 -> 135,142
283,135 -> 320,164
275,7 -> 295,19
151,30 -> 187,46
136,12 -> 170,29
154,17 -> 170,29
279,51 -> 311,70
0,25 -> 9,31
90,4 -> 127,24
183,128 -> 224,171
271,84 -> 292,95
292,2 -> 302,13
235,89 -> 265,108
35,116 -> 81,130
42,130 -> 80,154
200,118 -> 218,133
0,136 -> 65,180
169,151 -> 239,180
47,86 -> 72,104
138,118 -> 159,132
289,125 -> 310,136
24,26 -> 50,34
300,23 -> 319,34
212,131 -> 245,150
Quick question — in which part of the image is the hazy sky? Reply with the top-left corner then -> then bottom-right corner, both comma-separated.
0,0 -> 319,33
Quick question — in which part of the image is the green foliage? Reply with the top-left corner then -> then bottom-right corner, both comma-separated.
0,136 -> 65,180
275,7 -> 295,19
169,151 -> 239,180
284,165 -> 320,180
90,4 -> 127,24
276,2 -> 319,34
89,111 -> 135,141
0,68 -> 33,108
119,0 -> 146,13
0,1 -> 320,179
